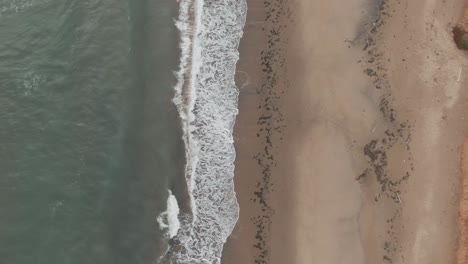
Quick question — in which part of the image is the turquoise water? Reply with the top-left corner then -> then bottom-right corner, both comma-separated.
0,0 -> 182,263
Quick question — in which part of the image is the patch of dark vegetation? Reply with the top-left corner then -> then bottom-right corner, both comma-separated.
453,26 -> 468,50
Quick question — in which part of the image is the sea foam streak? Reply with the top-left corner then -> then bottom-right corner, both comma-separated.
165,0 -> 247,263
157,191 -> 181,239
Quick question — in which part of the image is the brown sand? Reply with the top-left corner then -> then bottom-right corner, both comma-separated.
458,138 -> 468,264
224,0 -> 468,263
460,7 -> 468,31
456,7 -> 468,264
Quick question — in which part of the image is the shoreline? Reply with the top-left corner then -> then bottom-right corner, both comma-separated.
222,0 -> 295,263
224,0 -> 468,263
163,0 -> 247,262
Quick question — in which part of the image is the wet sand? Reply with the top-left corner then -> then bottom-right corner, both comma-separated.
224,0 -> 468,263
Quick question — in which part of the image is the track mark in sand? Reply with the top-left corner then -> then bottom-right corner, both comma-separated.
411,227 -> 429,264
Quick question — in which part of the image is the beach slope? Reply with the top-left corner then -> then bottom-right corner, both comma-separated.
224,0 -> 468,263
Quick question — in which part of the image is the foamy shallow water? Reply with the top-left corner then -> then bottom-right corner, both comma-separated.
162,0 -> 247,263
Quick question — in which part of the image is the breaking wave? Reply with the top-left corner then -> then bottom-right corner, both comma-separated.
163,0 -> 247,263
157,190 -> 181,239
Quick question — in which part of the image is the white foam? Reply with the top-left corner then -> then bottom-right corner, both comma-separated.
166,0 -> 247,262
157,191 -> 181,239
0,0 -> 44,16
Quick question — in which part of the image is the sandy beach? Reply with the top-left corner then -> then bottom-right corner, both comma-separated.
223,0 -> 468,263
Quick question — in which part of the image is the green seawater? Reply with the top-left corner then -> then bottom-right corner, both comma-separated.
0,0 -> 183,263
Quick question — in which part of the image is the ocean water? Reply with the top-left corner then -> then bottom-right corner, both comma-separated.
0,0 -> 182,263
0,0 -> 246,263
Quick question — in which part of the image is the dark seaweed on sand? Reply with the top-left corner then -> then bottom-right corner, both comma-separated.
248,0 -> 293,263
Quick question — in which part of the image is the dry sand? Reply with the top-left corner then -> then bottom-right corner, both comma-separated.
223,0 -> 468,263
458,138 -> 468,264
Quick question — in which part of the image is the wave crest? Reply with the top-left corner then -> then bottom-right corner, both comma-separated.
163,0 -> 247,263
